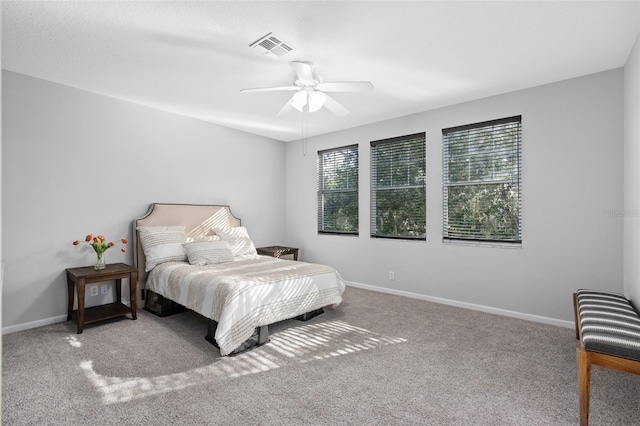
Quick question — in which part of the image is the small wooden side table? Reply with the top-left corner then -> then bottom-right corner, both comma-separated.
256,245 -> 299,261
66,262 -> 137,334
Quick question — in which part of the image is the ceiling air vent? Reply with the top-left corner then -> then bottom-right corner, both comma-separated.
250,33 -> 293,58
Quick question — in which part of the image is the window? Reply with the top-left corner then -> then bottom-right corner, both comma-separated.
317,145 -> 359,235
370,133 -> 426,240
442,116 -> 522,244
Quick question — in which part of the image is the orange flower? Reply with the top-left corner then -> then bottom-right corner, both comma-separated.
73,233 -> 129,256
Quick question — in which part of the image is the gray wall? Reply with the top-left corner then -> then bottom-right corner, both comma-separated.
2,63 -> 632,331
2,70 -> 287,331
285,69 -> 625,325
625,33 -> 640,306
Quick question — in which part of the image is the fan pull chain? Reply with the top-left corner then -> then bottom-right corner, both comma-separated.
302,109 -> 308,157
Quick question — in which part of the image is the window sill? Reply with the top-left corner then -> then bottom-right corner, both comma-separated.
443,239 -> 522,249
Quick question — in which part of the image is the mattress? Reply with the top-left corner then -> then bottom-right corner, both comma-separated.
146,255 -> 345,355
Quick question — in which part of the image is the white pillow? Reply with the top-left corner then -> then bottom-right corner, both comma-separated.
185,240 -> 234,266
213,226 -> 257,257
137,226 -> 187,272
185,235 -> 221,243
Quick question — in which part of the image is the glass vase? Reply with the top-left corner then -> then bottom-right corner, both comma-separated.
94,251 -> 106,270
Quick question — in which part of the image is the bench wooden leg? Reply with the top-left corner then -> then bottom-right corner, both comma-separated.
573,292 -> 580,340
577,347 -> 591,426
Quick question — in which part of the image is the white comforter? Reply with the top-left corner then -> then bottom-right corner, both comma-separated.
146,255 -> 345,355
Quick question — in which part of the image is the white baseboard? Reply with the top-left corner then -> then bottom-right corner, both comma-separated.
2,299 -> 133,335
2,314 -> 68,335
345,281 -> 574,329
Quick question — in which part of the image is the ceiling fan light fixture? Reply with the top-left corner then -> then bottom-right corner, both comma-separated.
308,91 -> 326,112
291,90 -> 308,111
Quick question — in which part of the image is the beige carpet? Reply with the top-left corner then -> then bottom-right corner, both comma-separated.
3,286 -> 640,425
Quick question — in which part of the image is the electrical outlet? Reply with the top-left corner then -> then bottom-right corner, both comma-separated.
389,271 -> 395,280
90,285 -> 99,296
101,284 -> 109,295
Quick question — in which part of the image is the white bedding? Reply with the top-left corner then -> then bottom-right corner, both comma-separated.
146,255 -> 345,355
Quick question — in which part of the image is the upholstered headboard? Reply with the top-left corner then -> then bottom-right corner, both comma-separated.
133,203 -> 241,290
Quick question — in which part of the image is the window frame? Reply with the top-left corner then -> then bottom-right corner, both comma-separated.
370,132 -> 426,241
317,144 -> 359,236
442,116 -> 522,246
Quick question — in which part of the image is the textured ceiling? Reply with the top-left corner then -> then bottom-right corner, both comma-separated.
2,1 -> 639,142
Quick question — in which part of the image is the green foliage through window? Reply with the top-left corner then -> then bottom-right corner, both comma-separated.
371,133 -> 426,239
317,145 -> 359,234
443,116 -> 522,243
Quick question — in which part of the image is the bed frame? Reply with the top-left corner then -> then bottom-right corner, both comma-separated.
133,203 -> 323,355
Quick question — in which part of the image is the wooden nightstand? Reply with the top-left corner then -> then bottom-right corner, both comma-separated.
66,262 -> 137,334
256,245 -> 299,261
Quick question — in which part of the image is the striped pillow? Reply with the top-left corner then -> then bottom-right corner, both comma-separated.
185,240 -> 234,266
185,235 -> 220,243
137,226 -> 187,272
213,226 -> 257,257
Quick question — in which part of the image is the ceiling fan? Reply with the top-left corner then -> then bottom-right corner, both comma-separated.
240,61 -> 373,117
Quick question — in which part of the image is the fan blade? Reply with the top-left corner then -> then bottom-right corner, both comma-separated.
316,81 -> 374,92
322,94 -> 349,116
292,61 -> 315,85
277,100 -> 295,116
240,86 -> 299,93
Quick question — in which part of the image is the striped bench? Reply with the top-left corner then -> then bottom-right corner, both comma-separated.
573,289 -> 640,426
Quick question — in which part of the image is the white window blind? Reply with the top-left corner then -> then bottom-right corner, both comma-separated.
442,116 -> 522,244
370,133 -> 426,240
317,145 -> 359,235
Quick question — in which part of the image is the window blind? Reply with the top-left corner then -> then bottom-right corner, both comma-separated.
442,116 -> 522,244
317,144 -> 359,235
370,133 -> 426,240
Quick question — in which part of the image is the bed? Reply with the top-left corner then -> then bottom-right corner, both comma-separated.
133,203 -> 345,356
